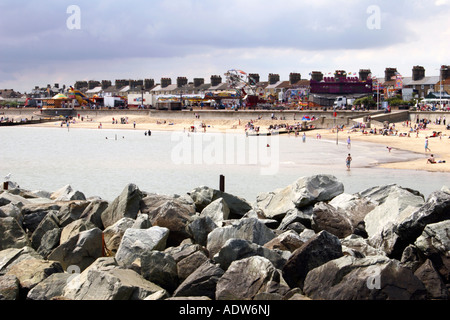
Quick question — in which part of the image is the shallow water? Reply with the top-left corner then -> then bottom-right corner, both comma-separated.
0,126 -> 448,202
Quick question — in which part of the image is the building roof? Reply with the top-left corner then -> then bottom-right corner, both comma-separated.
403,76 -> 440,86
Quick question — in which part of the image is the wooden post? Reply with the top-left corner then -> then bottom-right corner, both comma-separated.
220,175 -> 225,193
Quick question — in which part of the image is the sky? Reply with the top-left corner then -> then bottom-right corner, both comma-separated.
0,0 -> 449,93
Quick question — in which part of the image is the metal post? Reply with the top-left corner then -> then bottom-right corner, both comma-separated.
220,175 -> 225,193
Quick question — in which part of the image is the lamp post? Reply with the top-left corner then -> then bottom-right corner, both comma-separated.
440,67 -> 448,108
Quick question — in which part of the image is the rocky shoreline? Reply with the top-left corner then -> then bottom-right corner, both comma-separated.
0,175 -> 449,300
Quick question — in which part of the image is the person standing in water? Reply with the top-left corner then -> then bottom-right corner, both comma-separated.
346,154 -> 353,170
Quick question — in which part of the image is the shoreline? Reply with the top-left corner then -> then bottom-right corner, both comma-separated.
8,111 -> 450,173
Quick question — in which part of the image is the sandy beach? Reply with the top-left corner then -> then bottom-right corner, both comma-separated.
26,111 -> 450,173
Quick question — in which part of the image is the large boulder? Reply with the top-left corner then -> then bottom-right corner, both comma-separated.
414,259 -> 448,300
282,230 -> 343,289
27,273 -> 72,300
115,226 -> 170,267
21,203 -> 62,233
50,185 -> 86,202
187,216 -> 218,247
141,251 -> 179,293
140,194 -> 196,246
264,230 -> 305,253
199,198 -> 230,226
303,255 -> 427,300
0,275 -> 20,300
188,186 -> 252,218
206,218 -> 276,258
30,212 -> 59,251
414,220 -> 450,283
0,217 -> 30,250
60,219 -> 96,244
256,175 -> 344,220
63,257 -> 165,300
173,261 -> 224,299
0,247 -> 43,276
329,193 -> 377,228
213,238 -> 288,270
6,258 -> 64,292
79,199 -> 109,230
215,256 -> 290,300
37,228 -> 61,259
47,228 -> 103,271
57,201 -> 91,228
101,184 -> 143,229
102,218 -> 135,256
311,202 -> 354,239
363,185 -> 426,257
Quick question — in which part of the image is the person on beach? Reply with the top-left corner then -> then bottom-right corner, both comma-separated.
425,137 -> 431,152
347,136 -> 351,149
346,154 -> 352,170
302,133 -> 306,143
427,155 -> 436,164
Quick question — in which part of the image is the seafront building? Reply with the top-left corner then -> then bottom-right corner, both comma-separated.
3,65 -> 449,110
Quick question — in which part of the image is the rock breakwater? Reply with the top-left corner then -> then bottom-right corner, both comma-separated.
0,175 -> 449,300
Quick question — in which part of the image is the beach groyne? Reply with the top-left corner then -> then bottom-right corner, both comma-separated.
1,175 -> 449,301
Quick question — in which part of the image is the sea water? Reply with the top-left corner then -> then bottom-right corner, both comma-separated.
0,126 -> 449,202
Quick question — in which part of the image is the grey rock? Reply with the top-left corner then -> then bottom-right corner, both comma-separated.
57,201 -> 91,228
132,213 -> 152,229
213,238 -> 288,270
187,216 -> 218,247
215,256 -> 290,300
21,203 -> 62,233
27,272 -> 72,300
139,194 -> 196,246
60,219 -> 96,244
414,259 -> 448,300
311,202 -> 354,239
0,247 -> 43,276
188,186 -> 252,218
101,184 -> 143,229
37,228 -> 61,259
115,226 -> 170,267
30,211 -> 60,251
6,257 -> 64,291
329,193 -> 377,228
173,261 -> 224,299
264,230 -> 305,253
0,275 -> 20,300
0,217 -> 30,250
50,185 -> 86,202
102,218 -> 135,256
141,251 -> 179,293
199,198 -> 230,226
206,218 -> 276,258
47,228 -> 103,272
177,250 -> 209,282
79,199 -> 109,230
303,255 -> 427,300
414,220 -> 450,283
63,264 -> 165,300
282,230 -> 343,289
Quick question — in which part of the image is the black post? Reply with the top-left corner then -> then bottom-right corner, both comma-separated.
220,175 -> 225,193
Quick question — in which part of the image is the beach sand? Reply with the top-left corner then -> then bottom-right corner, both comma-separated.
27,112 -> 450,173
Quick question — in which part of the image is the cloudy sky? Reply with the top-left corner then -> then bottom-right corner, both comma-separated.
0,0 -> 449,93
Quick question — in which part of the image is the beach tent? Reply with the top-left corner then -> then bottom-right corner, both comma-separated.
52,94 -> 69,100
302,116 -> 311,121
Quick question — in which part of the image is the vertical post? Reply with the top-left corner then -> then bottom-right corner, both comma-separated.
220,175 -> 225,193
